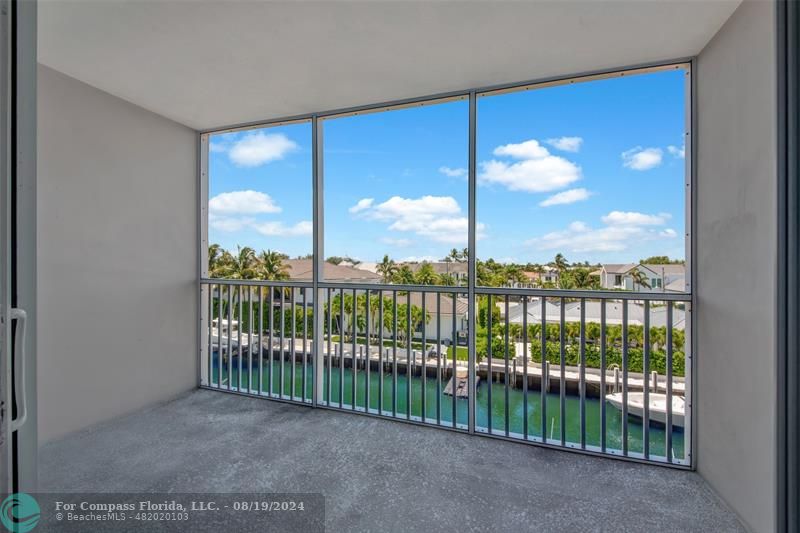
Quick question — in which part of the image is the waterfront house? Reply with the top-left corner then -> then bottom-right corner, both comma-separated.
593,263 -> 686,293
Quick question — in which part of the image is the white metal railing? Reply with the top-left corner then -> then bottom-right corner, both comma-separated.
200,279 -> 692,467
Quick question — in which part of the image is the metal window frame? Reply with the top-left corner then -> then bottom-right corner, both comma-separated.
777,0 -> 799,531
197,57 -> 696,469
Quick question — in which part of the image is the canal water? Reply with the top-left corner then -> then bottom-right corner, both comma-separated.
212,355 -> 685,461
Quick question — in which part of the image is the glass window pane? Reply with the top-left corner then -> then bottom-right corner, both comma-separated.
476,68 -> 687,292
207,122 -> 312,280
322,98 -> 469,285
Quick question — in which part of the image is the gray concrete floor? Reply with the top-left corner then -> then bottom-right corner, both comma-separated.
40,389 -> 743,532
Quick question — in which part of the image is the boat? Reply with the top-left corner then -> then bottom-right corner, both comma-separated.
606,392 -> 685,428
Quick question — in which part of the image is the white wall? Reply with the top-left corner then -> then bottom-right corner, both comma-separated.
37,65 -> 198,443
696,2 -> 776,532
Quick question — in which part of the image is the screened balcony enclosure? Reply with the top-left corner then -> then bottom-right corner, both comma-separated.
28,1 -> 788,532
198,63 -> 694,468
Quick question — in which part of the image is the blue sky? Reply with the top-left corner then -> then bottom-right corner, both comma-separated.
209,68 -> 687,265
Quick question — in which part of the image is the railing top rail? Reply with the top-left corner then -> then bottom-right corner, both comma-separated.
475,286 -> 692,301
201,277 -> 691,301
318,281 -> 466,293
200,278 -> 313,288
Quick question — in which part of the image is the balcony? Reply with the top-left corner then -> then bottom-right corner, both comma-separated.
15,1 -> 796,533
39,390 -> 742,531
200,280 -> 691,466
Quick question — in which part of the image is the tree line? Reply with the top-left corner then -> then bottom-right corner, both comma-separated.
209,244 -> 683,291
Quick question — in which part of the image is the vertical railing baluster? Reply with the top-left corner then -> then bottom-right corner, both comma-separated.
216,285 -> 222,388
541,297 -> 547,442
643,300 -> 651,459
452,292 -> 457,428
378,289 -> 384,414
352,288 -> 357,410
268,286 -> 274,397
667,303 -> 674,462
207,283 -> 213,388
421,293 -> 427,423
580,297 -> 586,449
487,294 -> 493,433
365,289 -> 371,413
303,288 -> 308,402
436,292 -> 442,425
600,299 -> 607,453
280,289 -> 285,399
406,293 -> 412,421
227,285 -> 232,391
522,297 -> 528,439
258,286 -> 263,395
326,287 -> 332,405
248,285 -> 254,393
238,285 -> 243,391
559,297 -> 566,446
504,296 -> 510,437
339,289 -> 344,408
622,300 -> 629,455
393,291 -> 398,417
291,288 -> 296,400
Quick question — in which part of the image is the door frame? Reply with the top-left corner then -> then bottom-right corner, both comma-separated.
777,0 -> 799,531
0,0 -> 36,494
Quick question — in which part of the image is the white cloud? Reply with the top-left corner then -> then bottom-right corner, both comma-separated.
209,190 -> 281,215
367,195 -> 461,222
355,195 -> 483,244
381,237 -> 413,247
667,144 -> 685,159
601,211 -> 670,226
493,139 -> 550,159
439,166 -> 467,178
228,132 -> 298,167
545,136 -> 583,153
539,188 -> 592,207
479,139 -> 582,193
349,198 -> 374,214
252,220 -> 312,237
622,147 -> 663,171
208,214 -> 254,233
527,210 -> 676,253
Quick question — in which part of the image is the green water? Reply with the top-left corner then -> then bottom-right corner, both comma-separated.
212,354 -> 684,461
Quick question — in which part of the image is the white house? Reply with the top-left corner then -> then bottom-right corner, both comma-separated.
593,263 -> 686,293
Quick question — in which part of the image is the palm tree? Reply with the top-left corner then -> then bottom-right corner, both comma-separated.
376,255 -> 397,283
461,248 -> 469,262
208,243 -> 224,276
258,250 -> 290,281
548,253 -> 569,288
236,246 -> 260,278
571,268 -> 597,289
438,273 -> 457,286
630,269 -> 651,291
415,262 -> 438,285
551,253 -> 568,274
392,265 -> 416,285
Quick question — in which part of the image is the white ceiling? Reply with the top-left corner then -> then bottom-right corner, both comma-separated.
38,0 -> 740,131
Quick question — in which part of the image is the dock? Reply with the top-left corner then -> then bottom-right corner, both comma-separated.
209,331 -> 685,398
443,368 -> 480,398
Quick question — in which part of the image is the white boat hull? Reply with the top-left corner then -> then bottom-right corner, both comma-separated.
607,392 -> 685,428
